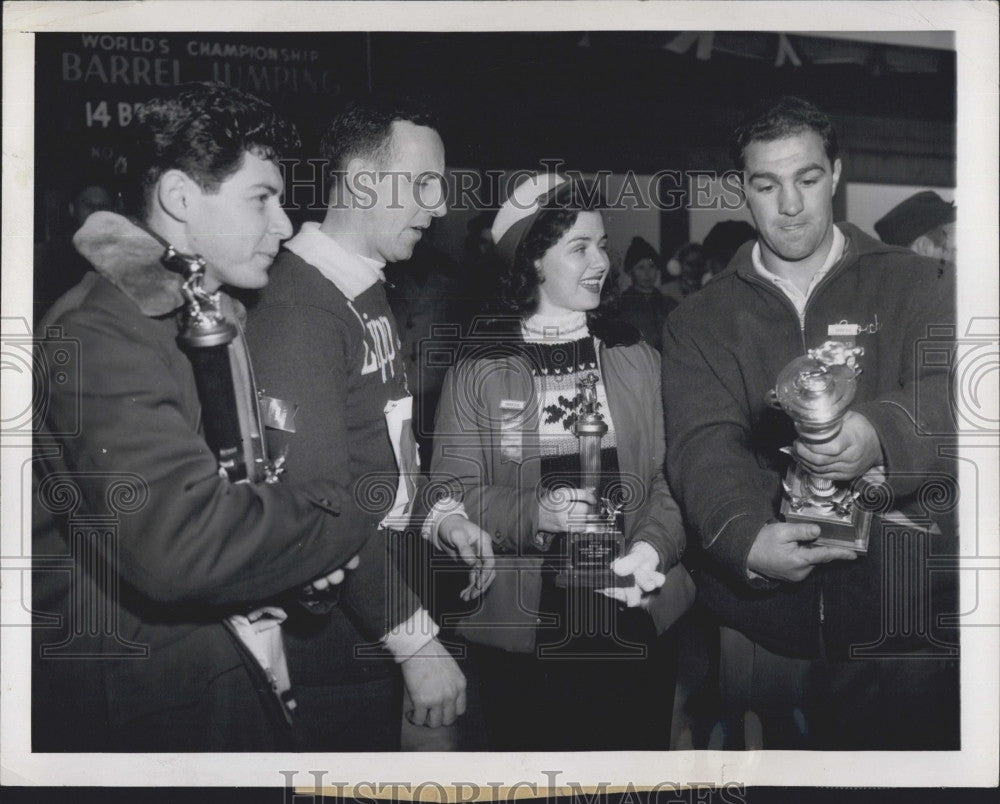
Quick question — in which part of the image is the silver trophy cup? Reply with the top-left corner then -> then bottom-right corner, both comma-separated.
768,341 -> 872,552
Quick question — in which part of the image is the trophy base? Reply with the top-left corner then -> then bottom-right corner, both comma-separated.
554,528 -> 634,589
780,464 -> 871,553
780,499 -> 871,553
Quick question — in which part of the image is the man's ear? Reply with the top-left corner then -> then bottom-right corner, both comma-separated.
830,158 -> 843,197
342,156 -> 379,206
155,169 -> 198,223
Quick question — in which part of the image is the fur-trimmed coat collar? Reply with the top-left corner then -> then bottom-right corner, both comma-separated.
73,211 -> 186,317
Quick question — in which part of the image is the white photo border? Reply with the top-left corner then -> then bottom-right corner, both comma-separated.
2,0 -> 997,790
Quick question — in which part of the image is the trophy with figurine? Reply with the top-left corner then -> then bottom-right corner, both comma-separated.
167,243 -> 281,486
554,373 -> 633,588
768,341 -> 872,553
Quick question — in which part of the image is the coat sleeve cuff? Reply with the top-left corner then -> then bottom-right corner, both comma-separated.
420,498 -> 469,550
381,607 -> 440,663
704,499 -> 772,586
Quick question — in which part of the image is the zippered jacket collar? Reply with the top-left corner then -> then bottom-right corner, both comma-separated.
727,222 -> 909,287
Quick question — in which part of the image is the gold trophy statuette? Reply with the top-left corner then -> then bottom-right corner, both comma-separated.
555,373 -> 632,588
769,341 -> 871,552
167,245 -> 280,486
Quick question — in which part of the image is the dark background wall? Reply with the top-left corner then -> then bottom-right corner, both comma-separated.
34,30 -> 955,261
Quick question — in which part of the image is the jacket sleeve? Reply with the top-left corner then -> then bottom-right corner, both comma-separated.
625,346 -> 685,571
427,362 -> 538,552
852,261 -> 956,501
662,314 -> 776,586
42,307 -> 371,609
245,300 -> 421,639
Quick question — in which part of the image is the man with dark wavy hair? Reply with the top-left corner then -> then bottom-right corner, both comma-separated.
663,96 -> 958,749
246,97 -> 486,750
32,83 -> 374,751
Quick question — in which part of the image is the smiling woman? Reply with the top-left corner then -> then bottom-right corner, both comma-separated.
531,210 -> 610,315
423,173 -> 693,751
491,177 -> 618,320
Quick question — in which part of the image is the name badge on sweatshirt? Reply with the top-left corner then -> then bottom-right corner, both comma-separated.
500,399 -> 526,464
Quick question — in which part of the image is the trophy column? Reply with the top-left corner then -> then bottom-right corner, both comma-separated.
538,373 -> 643,658
575,374 -> 606,494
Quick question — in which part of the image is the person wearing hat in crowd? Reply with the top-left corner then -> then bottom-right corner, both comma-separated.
661,241 -> 709,304
423,172 -> 694,750
874,190 -> 956,273
701,219 -> 758,283
614,236 -> 677,351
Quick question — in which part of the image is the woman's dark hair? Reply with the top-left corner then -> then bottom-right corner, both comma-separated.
125,82 -> 300,219
493,182 -> 617,318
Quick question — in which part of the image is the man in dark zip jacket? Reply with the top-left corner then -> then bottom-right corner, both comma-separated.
662,96 -> 958,750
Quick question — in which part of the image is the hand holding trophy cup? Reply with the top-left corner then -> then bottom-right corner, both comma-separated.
768,341 -> 872,553
554,372 -> 634,588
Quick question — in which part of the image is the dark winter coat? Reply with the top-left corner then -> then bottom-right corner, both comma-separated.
662,223 -> 957,659
32,212 -> 372,751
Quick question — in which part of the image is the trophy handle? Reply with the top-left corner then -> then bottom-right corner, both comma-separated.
765,388 -> 783,410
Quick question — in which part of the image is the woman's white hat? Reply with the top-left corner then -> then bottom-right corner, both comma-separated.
491,172 -> 568,267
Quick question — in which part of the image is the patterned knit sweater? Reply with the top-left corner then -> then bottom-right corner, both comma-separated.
520,312 -> 623,514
